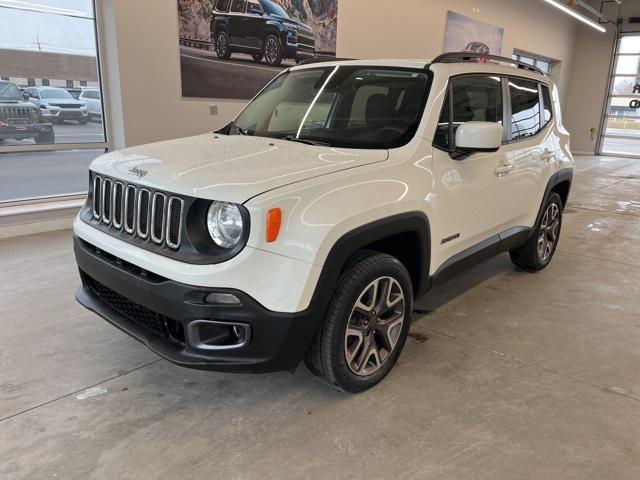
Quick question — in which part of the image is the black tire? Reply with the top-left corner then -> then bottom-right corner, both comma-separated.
252,51 -> 263,62
35,129 -> 54,144
263,34 -> 282,66
214,30 -> 231,60
305,253 -> 413,393
510,192 -> 563,271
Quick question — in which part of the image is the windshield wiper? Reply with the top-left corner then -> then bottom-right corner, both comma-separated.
283,135 -> 331,146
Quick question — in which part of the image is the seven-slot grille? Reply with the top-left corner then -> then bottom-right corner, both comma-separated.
92,174 -> 184,249
0,107 -> 31,121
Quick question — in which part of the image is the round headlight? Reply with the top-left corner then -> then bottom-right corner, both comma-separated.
29,109 -> 39,121
207,202 -> 244,248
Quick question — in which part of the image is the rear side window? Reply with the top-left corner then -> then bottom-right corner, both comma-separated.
434,75 -> 503,150
230,0 -> 246,12
215,0 -> 231,11
541,84 -> 553,125
508,78 -> 541,140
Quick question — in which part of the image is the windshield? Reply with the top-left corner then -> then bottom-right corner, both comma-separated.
232,66 -> 430,149
0,83 -> 23,101
40,89 -> 75,100
260,0 -> 289,17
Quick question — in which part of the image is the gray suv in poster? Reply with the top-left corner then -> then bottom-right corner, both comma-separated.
211,0 -> 316,66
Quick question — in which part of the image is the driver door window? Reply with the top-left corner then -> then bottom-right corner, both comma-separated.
434,76 -> 504,150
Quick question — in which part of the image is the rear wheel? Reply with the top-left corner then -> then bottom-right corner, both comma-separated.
215,31 -> 231,60
263,34 -> 282,66
510,192 -> 563,271
305,253 -> 413,393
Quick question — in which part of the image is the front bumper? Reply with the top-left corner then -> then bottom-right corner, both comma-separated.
42,109 -> 88,120
74,236 -> 321,373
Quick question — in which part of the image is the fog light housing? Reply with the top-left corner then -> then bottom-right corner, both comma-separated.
187,320 -> 251,350
204,292 -> 241,306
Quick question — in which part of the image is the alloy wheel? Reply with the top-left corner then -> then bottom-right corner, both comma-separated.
216,33 -> 227,57
264,37 -> 279,64
537,202 -> 560,262
344,276 -> 406,376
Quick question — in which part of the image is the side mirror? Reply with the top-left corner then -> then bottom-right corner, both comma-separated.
247,3 -> 264,14
453,121 -> 503,158
23,92 -> 30,101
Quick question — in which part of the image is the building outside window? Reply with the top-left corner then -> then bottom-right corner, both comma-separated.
0,0 -> 107,204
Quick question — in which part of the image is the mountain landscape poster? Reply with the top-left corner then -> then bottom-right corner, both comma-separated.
178,0 -> 339,99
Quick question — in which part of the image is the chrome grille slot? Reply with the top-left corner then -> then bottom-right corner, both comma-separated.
166,197 -> 184,250
151,192 -> 166,244
136,189 -> 151,239
112,182 -> 124,228
124,184 -> 137,234
89,173 -> 185,250
92,175 -> 102,219
102,178 -> 112,224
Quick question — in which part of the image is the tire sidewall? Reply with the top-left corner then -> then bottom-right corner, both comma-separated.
324,256 -> 413,393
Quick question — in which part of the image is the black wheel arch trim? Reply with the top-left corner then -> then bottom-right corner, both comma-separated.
533,168 -> 573,235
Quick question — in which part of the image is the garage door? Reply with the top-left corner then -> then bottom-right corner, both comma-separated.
600,34 -> 640,157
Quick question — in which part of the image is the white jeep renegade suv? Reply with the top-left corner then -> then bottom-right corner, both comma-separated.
74,53 -> 574,392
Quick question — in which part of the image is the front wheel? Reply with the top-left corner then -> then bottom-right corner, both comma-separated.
35,129 -> 54,144
305,253 -> 413,393
214,31 -> 231,60
510,192 -> 563,271
263,34 -> 282,66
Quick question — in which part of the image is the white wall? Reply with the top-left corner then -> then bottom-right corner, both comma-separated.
102,0 -> 580,149
563,24 -> 615,155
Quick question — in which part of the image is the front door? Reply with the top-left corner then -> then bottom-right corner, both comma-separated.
228,0 -> 248,46
431,75 -> 516,271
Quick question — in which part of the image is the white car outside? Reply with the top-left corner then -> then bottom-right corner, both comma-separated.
73,54 -> 574,392
78,88 -> 102,120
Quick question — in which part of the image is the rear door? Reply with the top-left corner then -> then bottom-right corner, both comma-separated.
500,76 -> 548,226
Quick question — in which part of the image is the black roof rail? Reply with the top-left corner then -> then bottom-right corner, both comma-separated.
297,56 -> 354,66
430,52 -> 545,76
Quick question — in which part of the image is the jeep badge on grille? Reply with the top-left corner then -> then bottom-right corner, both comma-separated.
128,167 -> 148,179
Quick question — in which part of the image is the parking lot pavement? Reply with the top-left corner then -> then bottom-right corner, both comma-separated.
0,149 -> 99,202
179,46 -> 287,99
1,122 -> 105,147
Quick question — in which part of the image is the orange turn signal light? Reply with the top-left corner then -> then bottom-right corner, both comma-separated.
266,208 -> 282,243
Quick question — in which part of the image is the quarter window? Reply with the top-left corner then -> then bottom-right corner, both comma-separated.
230,0 -> 246,12
434,75 -> 503,150
508,78 -> 541,140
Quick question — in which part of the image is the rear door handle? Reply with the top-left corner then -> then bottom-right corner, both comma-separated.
494,164 -> 514,176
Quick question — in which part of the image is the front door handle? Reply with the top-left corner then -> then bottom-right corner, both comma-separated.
494,164 -> 515,176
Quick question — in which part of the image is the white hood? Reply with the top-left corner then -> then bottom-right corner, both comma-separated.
90,134 -> 389,204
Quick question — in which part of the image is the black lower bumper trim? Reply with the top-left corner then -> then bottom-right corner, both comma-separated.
74,236 -> 320,373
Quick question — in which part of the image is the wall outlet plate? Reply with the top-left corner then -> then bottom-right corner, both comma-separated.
209,105 -> 218,116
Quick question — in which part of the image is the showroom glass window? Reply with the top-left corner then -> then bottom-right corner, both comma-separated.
434,75 -> 504,150
508,78 -> 541,140
0,0 -> 106,203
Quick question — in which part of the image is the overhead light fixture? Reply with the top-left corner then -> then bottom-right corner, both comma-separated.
542,0 -> 607,32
